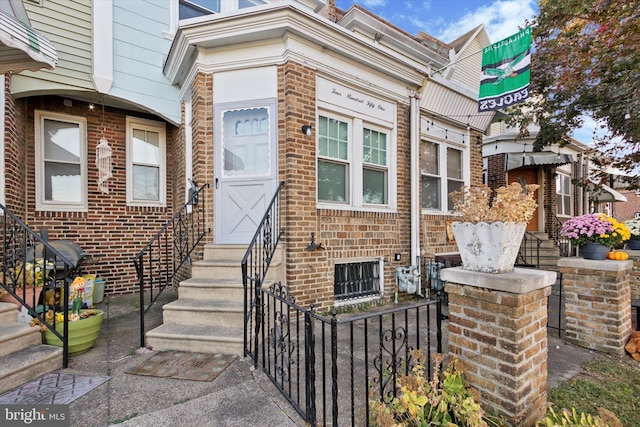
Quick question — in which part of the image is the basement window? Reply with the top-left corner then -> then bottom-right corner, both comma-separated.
334,260 -> 382,302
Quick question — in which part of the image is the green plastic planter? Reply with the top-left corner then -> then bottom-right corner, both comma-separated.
44,310 -> 104,355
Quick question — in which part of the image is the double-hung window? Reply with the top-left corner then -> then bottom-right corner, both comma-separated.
556,173 -> 571,216
126,117 -> 166,207
317,114 -> 393,209
421,140 -> 465,211
35,111 -> 87,212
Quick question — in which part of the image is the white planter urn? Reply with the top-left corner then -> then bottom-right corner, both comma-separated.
451,221 -> 527,274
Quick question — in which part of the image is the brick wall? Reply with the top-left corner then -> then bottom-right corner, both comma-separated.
446,282 -> 550,425
558,258 -> 633,355
3,74 -> 28,215
4,91 -> 178,296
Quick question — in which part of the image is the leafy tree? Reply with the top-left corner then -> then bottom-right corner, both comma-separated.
507,0 -> 639,185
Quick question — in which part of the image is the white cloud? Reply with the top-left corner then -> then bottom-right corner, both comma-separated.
429,0 -> 537,43
358,0 -> 388,7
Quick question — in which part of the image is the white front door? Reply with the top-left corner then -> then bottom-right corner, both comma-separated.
214,100 -> 277,244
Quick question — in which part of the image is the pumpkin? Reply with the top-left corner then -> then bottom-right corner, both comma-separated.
607,251 -> 629,260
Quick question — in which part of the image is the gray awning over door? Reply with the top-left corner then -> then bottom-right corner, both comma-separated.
506,152 -> 573,171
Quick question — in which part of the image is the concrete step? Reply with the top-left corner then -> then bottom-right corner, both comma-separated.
203,244 -> 283,264
191,259 -> 244,281
0,323 -> 42,357
178,278 -> 243,301
0,302 -> 18,324
146,323 -> 244,356
0,344 -> 64,394
161,299 -> 244,328
203,244 -> 247,261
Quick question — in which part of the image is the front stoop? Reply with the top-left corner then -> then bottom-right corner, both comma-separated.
0,302 -> 63,394
146,244 -> 282,356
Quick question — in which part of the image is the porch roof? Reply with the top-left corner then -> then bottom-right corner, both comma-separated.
0,9 -> 57,74
587,181 -> 628,203
506,152 -> 573,171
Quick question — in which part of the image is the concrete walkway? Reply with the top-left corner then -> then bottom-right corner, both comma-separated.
61,289 -> 596,426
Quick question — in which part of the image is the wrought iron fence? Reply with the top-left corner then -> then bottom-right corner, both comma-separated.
256,282 -> 443,426
133,182 -> 209,347
242,181 -> 284,362
0,205 -> 75,367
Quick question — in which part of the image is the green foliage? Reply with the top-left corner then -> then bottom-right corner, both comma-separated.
369,352 -> 495,427
537,407 -> 609,426
547,356 -> 639,426
506,0 -> 640,185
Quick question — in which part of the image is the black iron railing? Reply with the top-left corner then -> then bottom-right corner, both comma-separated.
516,231 -> 543,268
133,182 -> 209,347
546,206 -> 573,257
0,205 -> 75,367
242,181 -> 284,363
258,282 -> 443,426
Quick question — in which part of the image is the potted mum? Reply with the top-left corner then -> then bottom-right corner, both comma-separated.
448,182 -> 539,273
624,218 -> 640,250
560,213 -> 630,259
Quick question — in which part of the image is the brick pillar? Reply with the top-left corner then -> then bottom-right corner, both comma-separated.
627,250 -> 640,302
440,267 -> 556,427
557,258 -> 633,355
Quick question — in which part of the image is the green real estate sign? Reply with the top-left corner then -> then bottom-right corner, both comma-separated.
478,27 -> 531,112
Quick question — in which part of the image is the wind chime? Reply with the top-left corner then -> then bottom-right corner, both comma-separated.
96,103 -> 113,193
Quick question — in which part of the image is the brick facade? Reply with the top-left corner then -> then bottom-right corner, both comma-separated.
442,268 -> 554,426
558,258 -> 633,355
3,82 -> 179,296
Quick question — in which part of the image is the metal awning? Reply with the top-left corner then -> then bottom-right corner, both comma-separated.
506,152 -> 573,171
587,182 -> 628,203
0,9 -> 57,74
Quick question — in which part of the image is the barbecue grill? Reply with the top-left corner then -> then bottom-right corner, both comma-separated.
28,239 -> 90,284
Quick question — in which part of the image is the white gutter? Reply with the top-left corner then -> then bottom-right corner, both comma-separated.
410,91 -> 420,274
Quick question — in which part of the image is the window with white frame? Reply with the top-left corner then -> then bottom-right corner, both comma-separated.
126,117 -> 166,207
317,114 -> 392,209
35,111 -> 87,211
421,140 -> 465,211
556,173 -> 572,216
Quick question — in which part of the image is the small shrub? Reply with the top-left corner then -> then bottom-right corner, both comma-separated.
369,351 -> 494,427
536,406 -> 622,427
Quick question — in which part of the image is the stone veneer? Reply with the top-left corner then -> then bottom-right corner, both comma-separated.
440,267 -> 556,427
557,257 -> 633,355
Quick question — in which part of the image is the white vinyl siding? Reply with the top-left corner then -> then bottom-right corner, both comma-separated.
34,111 -> 88,212
23,0 -> 93,89
126,117 -> 167,207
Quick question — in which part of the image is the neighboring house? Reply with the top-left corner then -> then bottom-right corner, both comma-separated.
2,0 -> 493,310
483,123 -> 628,237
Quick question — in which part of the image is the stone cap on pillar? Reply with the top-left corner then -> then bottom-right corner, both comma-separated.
557,258 -> 633,271
440,267 -> 556,294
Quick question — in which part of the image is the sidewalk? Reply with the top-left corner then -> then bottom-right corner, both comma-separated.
62,290 -> 596,426
67,290 -> 302,427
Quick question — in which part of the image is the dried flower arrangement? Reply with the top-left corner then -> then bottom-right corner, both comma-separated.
449,182 -> 539,224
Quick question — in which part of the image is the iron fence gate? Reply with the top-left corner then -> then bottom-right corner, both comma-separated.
246,282 -> 444,426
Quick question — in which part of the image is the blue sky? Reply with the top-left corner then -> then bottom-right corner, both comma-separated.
334,0 -> 537,44
335,0 -> 598,145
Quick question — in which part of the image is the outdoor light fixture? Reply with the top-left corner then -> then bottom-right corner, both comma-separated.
301,125 -> 313,136
305,232 -> 323,251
